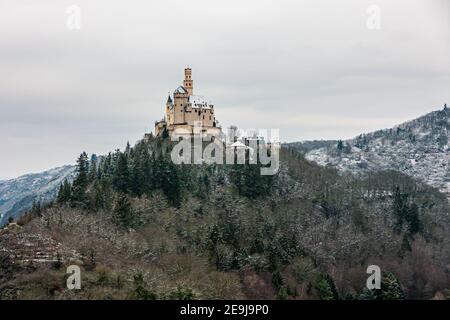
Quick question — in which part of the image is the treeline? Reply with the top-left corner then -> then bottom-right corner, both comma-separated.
41,137 -> 450,299
56,137 -> 274,226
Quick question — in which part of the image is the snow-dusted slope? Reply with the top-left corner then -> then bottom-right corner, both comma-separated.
304,107 -> 450,196
0,165 -> 75,226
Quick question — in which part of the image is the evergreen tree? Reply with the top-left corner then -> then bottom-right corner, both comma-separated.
125,141 -> 131,155
392,186 -> 408,233
88,154 -> 98,182
89,180 -> 108,211
406,203 -> 422,235
113,193 -> 133,228
155,155 -> 182,207
161,127 -> 169,139
113,152 -> 131,194
230,162 -> 273,199
359,272 -> 405,300
315,273 -> 339,300
71,152 -> 89,207
392,186 -> 422,236
57,179 -> 72,204
130,272 -> 157,300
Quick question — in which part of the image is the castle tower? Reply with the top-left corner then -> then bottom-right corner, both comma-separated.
165,93 -> 173,124
183,67 -> 193,96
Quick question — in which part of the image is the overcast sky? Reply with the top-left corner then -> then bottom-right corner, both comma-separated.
0,0 -> 449,178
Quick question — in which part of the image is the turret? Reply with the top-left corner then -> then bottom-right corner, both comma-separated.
165,93 -> 173,124
183,67 -> 193,96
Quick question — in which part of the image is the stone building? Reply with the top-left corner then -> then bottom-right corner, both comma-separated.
153,68 -> 222,139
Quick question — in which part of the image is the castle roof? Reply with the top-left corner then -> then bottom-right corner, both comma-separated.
188,95 -> 212,109
174,86 -> 188,94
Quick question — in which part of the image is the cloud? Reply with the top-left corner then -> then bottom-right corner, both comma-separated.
0,0 -> 449,177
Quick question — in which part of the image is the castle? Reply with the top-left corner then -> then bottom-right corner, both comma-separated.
153,68 -> 222,138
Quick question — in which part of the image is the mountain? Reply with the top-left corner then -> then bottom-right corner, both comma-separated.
294,106 -> 450,197
1,136 -> 450,300
0,165 -> 75,226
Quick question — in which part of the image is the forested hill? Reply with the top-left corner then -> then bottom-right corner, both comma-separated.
1,135 -> 450,300
301,106 -> 450,197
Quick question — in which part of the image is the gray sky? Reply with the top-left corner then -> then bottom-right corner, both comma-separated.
1,0 -> 449,178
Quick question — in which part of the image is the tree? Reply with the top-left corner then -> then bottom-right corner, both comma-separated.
88,154 -> 98,182
57,179 -> 72,204
392,186 -> 408,233
71,152 -> 89,207
406,203 -> 422,235
161,127 -> 169,139
392,186 -> 422,236
113,193 -> 133,228
229,162 -> 273,199
155,155 -> 182,207
359,272 -> 405,300
315,273 -> 339,300
130,272 -> 157,300
113,152 -> 130,194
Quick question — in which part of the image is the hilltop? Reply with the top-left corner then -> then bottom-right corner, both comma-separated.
290,106 -> 450,197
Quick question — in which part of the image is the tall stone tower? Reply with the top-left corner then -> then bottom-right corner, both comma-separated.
183,67 -> 193,96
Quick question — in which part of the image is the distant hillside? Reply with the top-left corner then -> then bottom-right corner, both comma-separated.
291,106 -> 450,197
0,166 -> 75,226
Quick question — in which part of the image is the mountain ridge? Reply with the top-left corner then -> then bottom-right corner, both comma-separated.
0,165 -> 75,226
298,106 -> 450,197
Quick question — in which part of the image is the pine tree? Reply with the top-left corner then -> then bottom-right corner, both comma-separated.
125,141 -> 131,155
392,186 -> 408,233
337,140 -> 344,151
155,155 -> 182,207
88,154 -> 98,182
359,272 -> 405,300
113,152 -> 131,194
315,273 -> 339,300
406,203 -> 422,235
113,193 -> 133,228
71,152 -> 89,207
57,179 -> 72,204
392,186 -> 422,236
161,127 -> 169,139
230,161 -> 273,199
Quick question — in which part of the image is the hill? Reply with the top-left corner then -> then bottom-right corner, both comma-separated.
1,136 -> 450,300
0,166 -> 75,227
296,106 -> 450,197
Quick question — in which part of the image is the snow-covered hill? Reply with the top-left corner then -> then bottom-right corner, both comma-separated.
302,106 -> 450,196
0,166 -> 75,226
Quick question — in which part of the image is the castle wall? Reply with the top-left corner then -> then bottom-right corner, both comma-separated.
182,107 -> 215,127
